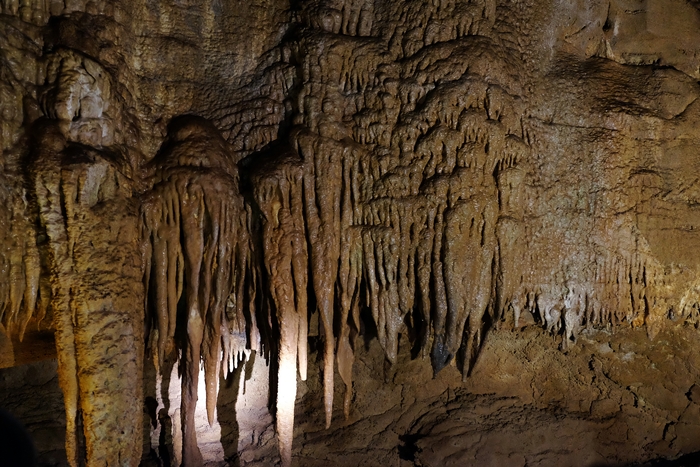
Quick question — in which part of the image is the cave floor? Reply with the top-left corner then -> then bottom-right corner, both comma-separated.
3,321 -> 700,467
258,321 -> 700,467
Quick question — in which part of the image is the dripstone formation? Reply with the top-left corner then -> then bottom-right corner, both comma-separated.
2,0 -> 700,466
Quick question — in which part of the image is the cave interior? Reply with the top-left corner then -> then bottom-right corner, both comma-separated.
3,0 -> 700,466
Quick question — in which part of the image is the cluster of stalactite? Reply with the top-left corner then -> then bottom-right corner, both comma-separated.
3,0 -> 698,466
136,110 -> 671,467
223,2 -> 675,464
0,168 -> 41,342
7,113 -> 683,467
140,116 -> 256,466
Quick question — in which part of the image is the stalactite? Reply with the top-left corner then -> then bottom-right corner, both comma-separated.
141,116 -> 253,465
3,2 -> 698,466
362,226 -> 402,363
0,173 -> 40,341
427,191 -> 451,373
30,127 -> 80,466
31,121 -> 143,467
336,225 -> 362,417
250,147 -> 309,467
443,193 -> 497,378
295,128 -> 342,428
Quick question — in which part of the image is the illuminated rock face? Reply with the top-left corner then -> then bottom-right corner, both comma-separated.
2,0 -> 700,466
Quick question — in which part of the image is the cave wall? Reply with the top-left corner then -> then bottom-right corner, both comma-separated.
2,0 -> 700,466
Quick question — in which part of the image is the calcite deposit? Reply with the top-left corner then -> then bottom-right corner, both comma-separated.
2,0 -> 700,466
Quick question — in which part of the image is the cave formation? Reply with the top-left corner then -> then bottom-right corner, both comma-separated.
2,0 -> 700,466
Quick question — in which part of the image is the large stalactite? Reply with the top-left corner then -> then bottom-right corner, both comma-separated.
2,0 -> 700,466
140,116 -> 254,466
31,121 -> 144,467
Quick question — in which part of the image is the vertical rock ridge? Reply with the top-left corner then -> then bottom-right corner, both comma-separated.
31,121 -> 143,467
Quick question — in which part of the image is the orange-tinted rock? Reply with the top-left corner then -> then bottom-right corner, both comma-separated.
2,0 -> 700,465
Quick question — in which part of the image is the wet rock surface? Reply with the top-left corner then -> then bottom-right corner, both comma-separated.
1,0 -> 700,466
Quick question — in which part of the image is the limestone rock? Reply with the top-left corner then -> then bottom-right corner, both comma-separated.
2,0 -> 700,466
